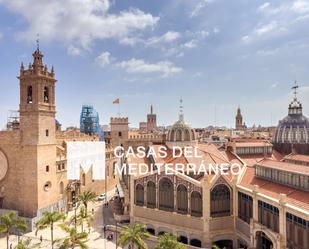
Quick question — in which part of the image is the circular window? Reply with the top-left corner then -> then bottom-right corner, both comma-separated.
44,181 -> 52,191
0,150 -> 8,181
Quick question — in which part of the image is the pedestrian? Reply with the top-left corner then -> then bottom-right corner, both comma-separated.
40,235 -> 43,242
9,243 -> 12,249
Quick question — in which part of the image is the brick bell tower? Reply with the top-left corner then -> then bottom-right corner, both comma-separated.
18,46 -> 59,218
19,47 -> 56,145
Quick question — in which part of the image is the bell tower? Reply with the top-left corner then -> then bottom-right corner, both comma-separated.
235,107 -> 243,130
19,47 -> 57,145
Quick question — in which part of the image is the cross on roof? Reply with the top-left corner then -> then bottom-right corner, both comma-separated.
292,80 -> 299,99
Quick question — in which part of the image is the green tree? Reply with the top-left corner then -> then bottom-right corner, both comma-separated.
14,238 -> 40,249
35,211 -> 66,249
118,223 -> 149,249
212,245 -> 220,249
154,233 -> 186,249
0,212 -> 27,249
70,206 -> 93,233
77,190 -> 97,214
58,224 -> 88,249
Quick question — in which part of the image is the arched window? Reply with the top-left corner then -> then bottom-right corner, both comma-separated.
59,182 -> 64,195
135,184 -> 144,206
44,86 -> 49,103
211,184 -> 231,217
82,174 -> 86,186
159,178 -> 174,212
184,129 -> 190,141
27,85 -> 33,103
191,130 -> 195,140
147,181 -> 156,208
190,239 -> 202,248
170,130 -> 175,141
176,129 -> 182,141
177,184 -> 188,214
191,191 -> 202,217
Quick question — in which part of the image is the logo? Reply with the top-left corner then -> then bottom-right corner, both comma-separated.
66,141 -> 105,180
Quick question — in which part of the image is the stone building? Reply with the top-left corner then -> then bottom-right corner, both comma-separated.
147,105 -> 157,132
273,87 -> 309,155
120,105 -> 309,249
0,48 -> 118,230
235,107 -> 245,130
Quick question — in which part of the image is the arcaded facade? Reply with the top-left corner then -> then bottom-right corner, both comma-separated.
121,107 -> 309,249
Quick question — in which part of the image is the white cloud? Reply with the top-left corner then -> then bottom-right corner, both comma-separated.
292,0 -> 309,14
255,21 -> 277,36
258,2 -> 270,12
190,0 -> 213,18
0,0 -> 159,51
117,58 -> 182,76
146,31 -> 181,45
67,45 -> 81,56
183,39 -> 198,48
95,52 -> 111,67
270,82 -> 279,88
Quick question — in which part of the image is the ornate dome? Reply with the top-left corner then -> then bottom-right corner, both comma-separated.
273,85 -> 309,154
167,99 -> 196,143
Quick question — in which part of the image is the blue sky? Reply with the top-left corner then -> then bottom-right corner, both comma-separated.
0,0 -> 309,129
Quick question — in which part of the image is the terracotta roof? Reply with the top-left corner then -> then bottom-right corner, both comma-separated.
257,159 -> 309,175
235,141 -> 272,147
283,154 -> 309,163
239,167 -> 309,212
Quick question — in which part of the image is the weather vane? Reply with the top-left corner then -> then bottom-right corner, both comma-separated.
291,80 -> 299,99
36,33 -> 40,50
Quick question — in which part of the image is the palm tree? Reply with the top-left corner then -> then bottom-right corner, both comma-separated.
212,245 -> 220,249
118,223 -> 149,249
154,233 -> 186,249
35,211 -> 66,249
77,190 -> 97,214
0,211 -> 27,249
58,224 -> 88,249
14,238 -> 40,249
70,206 -> 93,233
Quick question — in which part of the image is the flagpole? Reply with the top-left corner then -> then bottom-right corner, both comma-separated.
117,103 -> 120,117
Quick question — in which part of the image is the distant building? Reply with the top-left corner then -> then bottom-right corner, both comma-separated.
273,84 -> 309,155
80,104 -> 100,135
147,105 -> 157,132
235,107 -> 245,130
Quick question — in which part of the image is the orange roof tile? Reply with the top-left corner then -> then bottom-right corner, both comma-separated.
239,167 -> 309,212
257,159 -> 309,175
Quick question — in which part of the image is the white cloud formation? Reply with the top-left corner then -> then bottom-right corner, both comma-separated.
146,31 -> 181,45
183,39 -> 198,48
117,58 -> 182,76
292,0 -> 309,13
255,21 -> 278,36
244,1 -> 309,43
190,0 -> 214,18
95,52 -> 111,67
67,45 -> 81,56
0,0 -> 159,51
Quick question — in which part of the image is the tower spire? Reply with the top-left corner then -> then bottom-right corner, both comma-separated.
292,80 -> 299,99
36,33 -> 40,51
179,98 -> 184,121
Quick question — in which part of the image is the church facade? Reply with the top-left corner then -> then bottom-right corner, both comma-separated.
0,48 -> 118,230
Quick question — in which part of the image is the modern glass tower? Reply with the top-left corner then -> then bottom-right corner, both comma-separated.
80,104 -> 100,136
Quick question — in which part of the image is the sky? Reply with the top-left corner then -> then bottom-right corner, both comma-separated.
0,0 -> 309,129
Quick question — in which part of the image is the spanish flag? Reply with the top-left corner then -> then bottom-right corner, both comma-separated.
112,98 -> 120,104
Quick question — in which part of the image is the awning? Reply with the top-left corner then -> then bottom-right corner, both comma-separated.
117,184 -> 124,198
